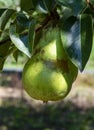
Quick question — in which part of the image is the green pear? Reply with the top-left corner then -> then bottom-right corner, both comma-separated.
22,28 -> 78,102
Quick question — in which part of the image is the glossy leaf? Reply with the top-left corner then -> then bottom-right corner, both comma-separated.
0,0 -> 19,8
28,20 -> 36,53
56,0 -> 86,16
33,0 -> 56,13
34,29 -> 42,48
61,14 -> 93,71
0,9 -> 15,31
9,24 -> 31,58
16,12 -> 30,33
20,0 -> 33,11
0,9 -> 6,16
0,41 -> 11,71
0,58 -> 5,71
13,49 -> 19,62
0,42 -> 10,58
0,29 -> 9,42
80,14 -> 93,70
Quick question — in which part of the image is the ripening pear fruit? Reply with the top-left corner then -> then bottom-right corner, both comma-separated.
22,28 -> 78,102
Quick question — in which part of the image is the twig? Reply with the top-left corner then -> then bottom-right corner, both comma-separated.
86,0 -> 94,11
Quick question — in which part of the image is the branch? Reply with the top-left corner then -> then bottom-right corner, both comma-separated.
36,15 -> 51,32
86,0 -> 94,11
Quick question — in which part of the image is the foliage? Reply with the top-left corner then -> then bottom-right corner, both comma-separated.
0,0 -> 94,72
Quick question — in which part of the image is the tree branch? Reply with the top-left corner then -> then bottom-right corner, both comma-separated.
86,0 -> 94,11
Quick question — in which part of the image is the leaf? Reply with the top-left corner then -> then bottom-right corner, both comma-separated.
0,9 -> 15,31
0,41 -> 11,71
56,0 -> 86,16
0,42 -> 11,58
34,29 -> 42,48
90,0 -> 94,4
20,0 -> 34,11
28,20 -> 36,53
0,58 -> 6,71
21,0 -> 56,13
9,24 -> 31,58
16,12 -> 31,33
0,9 -> 6,17
31,0 -> 56,13
0,0 -> 17,8
34,0 -> 56,13
13,49 -> 19,62
80,14 -> 93,70
0,29 -> 9,42
61,14 -> 93,71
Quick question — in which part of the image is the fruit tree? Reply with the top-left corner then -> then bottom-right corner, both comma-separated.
0,0 -> 94,102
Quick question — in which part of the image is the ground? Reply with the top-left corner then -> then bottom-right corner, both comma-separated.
0,72 -> 94,130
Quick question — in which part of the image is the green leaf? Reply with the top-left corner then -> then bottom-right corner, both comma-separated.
56,0 -> 86,16
28,20 -> 36,53
0,58 -> 6,71
0,9 -> 6,16
13,49 -> 19,62
0,9 -> 15,31
80,14 -> 93,70
20,0 -> 34,11
61,14 -> 93,71
34,29 -> 42,48
0,0 -> 18,8
0,41 -> 11,71
9,24 -> 31,58
16,12 -> 31,33
0,29 -> 9,42
21,0 -> 56,13
33,0 -> 56,13
90,0 -> 94,4
0,42 -> 11,58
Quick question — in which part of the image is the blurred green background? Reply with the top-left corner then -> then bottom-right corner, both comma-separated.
0,0 -> 94,130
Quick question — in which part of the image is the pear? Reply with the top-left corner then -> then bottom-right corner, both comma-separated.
22,28 -> 78,102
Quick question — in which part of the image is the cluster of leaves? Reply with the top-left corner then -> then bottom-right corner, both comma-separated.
0,0 -> 94,71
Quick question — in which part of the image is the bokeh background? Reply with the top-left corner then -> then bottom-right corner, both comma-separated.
0,0 -> 94,130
